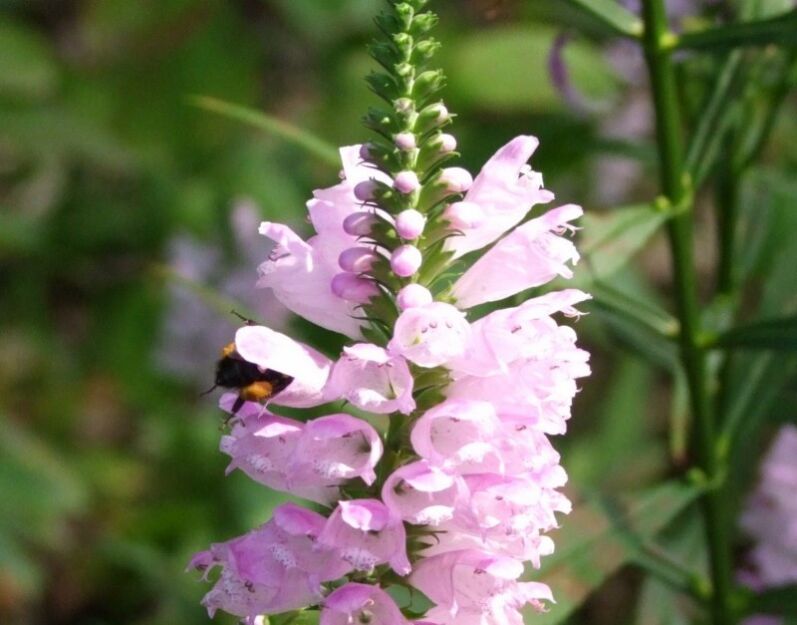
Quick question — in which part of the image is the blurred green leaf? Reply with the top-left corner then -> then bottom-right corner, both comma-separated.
708,316 -> 797,350
674,9 -> 797,51
189,95 -> 340,167
0,416 -> 88,545
567,356 -> 664,489
445,25 -> 620,113
580,204 -> 668,281
563,0 -> 644,37
744,584 -> 797,615
528,481 -> 701,624
0,17 -> 58,99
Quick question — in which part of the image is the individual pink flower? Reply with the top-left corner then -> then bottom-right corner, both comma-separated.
410,400 -> 505,474
258,146 -> 388,339
451,204 -> 583,309
382,460 -> 466,526
450,473 -> 569,564
188,503 -> 346,619
319,499 -> 412,575
388,302 -> 470,368
446,355 -> 589,435
220,410 -> 305,496
443,136 -> 555,259
326,343 -> 416,414
321,583 -> 409,625
448,289 -> 590,377
233,324 -> 334,408
409,550 -> 554,625
294,413 -> 384,487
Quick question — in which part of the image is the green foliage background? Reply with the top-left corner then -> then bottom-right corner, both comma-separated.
0,1 -> 794,624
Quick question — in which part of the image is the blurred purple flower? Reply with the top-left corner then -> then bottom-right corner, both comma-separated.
738,425 -> 797,624
155,200 -> 290,384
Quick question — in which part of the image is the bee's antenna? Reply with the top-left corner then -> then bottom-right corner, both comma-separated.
199,384 -> 218,397
230,309 -> 255,326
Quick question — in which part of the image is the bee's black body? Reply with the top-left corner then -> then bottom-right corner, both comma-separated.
213,344 -> 294,415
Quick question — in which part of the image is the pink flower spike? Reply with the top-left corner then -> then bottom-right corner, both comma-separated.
321,583 -> 409,625
395,171 -> 421,194
451,204 -> 583,309
319,499 -> 412,575
395,132 -> 417,151
389,302 -> 470,367
391,244 -> 423,277
234,325 -> 332,408
331,272 -> 380,303
443,201 -> 484,230
439,167 -> 473,194
444,135 -> 555,259
339,246 -> 379,273
382,460 -> 465,526
294,413 -> 384,486
325,343 -> 416,415
397,284 -> 433,310
395,209 -> 427,239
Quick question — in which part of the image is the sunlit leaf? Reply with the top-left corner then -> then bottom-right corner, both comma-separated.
527,481 -> 701,624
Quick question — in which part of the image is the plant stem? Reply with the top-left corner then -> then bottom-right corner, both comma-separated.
640,2 -> 734,623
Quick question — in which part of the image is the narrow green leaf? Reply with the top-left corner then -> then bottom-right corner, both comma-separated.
673,9 -> 797,51
708,316 -> 797,350
563,0 -> 644,37
579,204 -> 668,282
188,95 -> 340,167
528,481 -> 701,623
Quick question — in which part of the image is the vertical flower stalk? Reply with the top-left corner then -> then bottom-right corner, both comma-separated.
188,2 -> 590,624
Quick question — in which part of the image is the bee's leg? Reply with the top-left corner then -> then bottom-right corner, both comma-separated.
199,383 -> 217,397
231,395 -> 245,415
230,310 -> 256,326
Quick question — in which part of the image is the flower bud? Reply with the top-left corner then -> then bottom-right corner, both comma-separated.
439,167 -> 473,193
443,201 -> 484,230
437,133 -> 457,153
395,132 -> 417,151
422,102 -> 449,123
397,284 -> 433,310
395,209 -> 426,239
331,272 -> 380,303
342,211 -> 377,236
338,247 -> 379,273
394,98 -> 414,114
394,171 -> 420,194
390,245 -> 422,277
354,179 -> 379,202
359,143 -> 373,162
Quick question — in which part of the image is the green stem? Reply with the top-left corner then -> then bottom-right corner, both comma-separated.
640,2 -> 734,623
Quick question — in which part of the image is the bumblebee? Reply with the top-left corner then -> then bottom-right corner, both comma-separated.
208,340 -> 294,416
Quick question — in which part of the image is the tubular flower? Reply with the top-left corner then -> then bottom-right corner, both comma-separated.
189,2 -> 589,623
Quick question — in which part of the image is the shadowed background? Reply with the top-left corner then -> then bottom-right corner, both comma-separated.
1,1 -> 795,624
